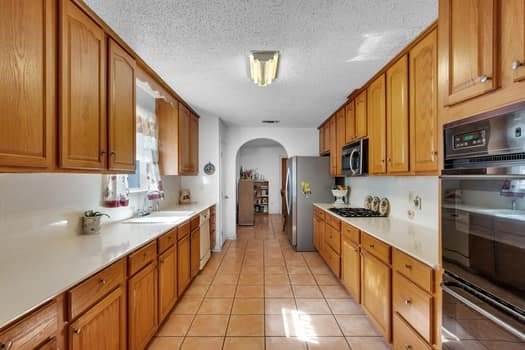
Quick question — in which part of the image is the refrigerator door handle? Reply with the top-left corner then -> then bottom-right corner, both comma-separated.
285,169 -> 291,215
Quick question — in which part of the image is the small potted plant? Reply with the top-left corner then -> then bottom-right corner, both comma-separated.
82,210 -> 110,234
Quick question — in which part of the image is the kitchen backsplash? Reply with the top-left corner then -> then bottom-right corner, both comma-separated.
345,176 -> 439,230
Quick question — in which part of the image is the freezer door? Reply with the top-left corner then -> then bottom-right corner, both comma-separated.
286,157 -> 297,246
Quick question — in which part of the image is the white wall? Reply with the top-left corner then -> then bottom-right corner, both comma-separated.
222,126 -> 319,239
238,144 -> 287,214
345,176 -> 439,230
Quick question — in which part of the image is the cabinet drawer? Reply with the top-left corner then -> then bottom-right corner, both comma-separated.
393,249 -> 433,293
325,223 -> 341,255
0,301 -> 57,350
393,272 -> 433,343
325,213 -> 340,230
178,221 -> 190,240
190,216 -> 200,231
342,222 -> 360,244
315,207 -> 325,220
362,233 -> 391,264
158,228 -> 177,254
128,241 -> 157,276
393,313 -> 432,350
324,245 -> 341,278
69,259 -> 125,320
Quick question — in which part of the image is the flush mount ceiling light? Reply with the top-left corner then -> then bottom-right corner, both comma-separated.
249,51 -> 280,87
261,120 -> 280,124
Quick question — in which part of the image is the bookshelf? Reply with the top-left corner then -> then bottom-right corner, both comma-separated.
254,180 -> 269,215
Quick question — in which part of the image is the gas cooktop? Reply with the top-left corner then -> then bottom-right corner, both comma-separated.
328,207 -> 387,218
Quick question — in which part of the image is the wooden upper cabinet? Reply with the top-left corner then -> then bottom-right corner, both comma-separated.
69,287 -> 126,350
323,124 -> 330,154
108,39 -> 136,172
505,0 -> 525,83
318,127 -> 324,155
329,116 -> 337,176
157,98 -> 180,175
189,113 -> 199,175
0,0 -> 56,170
440,0 -> 497,106
60,0 -> 107,170
386,55 -> 410,174
336,109 -> 346,176
345,100 -> 356,143
178,104 -> 192,174
368,75 -> 387,175
355,91 -> 368,138
410,29 -> 439,174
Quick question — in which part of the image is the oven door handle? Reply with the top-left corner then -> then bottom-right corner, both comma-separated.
349,149 -> 358,175
441,283 -> 525,341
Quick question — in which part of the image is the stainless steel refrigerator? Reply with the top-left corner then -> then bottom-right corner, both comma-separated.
285,156 -> 333,251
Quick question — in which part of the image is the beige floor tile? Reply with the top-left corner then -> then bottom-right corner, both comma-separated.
265,314 -> 298,336
326,299 -> 364,315
213,273 -> 240,285
206,284 -> 237,298
292,285 -> 323,298
265,298 -> 297,314
336,315 -> 381,336
299,314 -> 342,336
236,285 -> 265,298
266,284 -> 294,298
223,337 -> 265,350
192,273 -> 214,286
319,285 -> 350,298
265,273 -> 290,285
197,298 -> 233,314
227,315 -> 265,336
309,265 -> 332,275
266,265 -> 287,274
183,284 -> 209,297
180,337 -> 224,350
147,336 -> 184,350
266,337 -> 307,350
231,298 -> 264,314
239,273 -> 264,285
345,337 -> 391,350
287,265 -> 311,274
289,273 -> 316,285
173,297 -> 203,315
314,273 -> 339,285
156,315 -> 194,336
307,337 -> 350,350
187,314 -> 229,336
295,298 -> 331,315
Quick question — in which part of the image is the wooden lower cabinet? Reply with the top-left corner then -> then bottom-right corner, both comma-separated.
69,286 -> 126,350
190,228 -> 200,279
361,249 -> 392,341
128,262 -> 158,350
178,235 -> 191,296
393,313 -> 432,350
341,237 -> 361,302
38,337 -> 58,350
158,246 -> 178,323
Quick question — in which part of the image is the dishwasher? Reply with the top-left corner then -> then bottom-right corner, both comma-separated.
199,209 -> 211,269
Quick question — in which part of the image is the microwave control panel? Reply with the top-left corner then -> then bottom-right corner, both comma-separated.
452,129 -> 487,150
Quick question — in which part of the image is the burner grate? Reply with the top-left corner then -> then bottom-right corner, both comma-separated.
328,207 -> 387,218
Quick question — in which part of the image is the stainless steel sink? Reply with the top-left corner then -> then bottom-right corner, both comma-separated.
122,210 -> 194,224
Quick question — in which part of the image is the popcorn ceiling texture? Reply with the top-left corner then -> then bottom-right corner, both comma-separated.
84,0 -> 437,127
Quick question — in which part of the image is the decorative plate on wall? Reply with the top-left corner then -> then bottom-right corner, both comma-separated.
204,162 -> 216,175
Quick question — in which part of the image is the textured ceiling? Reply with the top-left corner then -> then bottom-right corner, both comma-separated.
85,0 -> 437,127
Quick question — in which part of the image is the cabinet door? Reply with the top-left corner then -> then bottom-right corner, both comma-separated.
509,1 -> 525,82
178,103 -> 192,174
189,113 -> 199,175
128,262 -> 158,350
367,75 -> 387,175
108,39 -> 136,172
410,30 -> 439,173
37,337 -> 57,350
157,99 -> 180,175
362,250 -> 391,340
336,109 -> 346,176
318,128 -> 324,155
386,55 -> 409,174
341,239 -> 361,302
178,235 -> 191,296
60,0 -> 107,170
158,246 -> 178,323
70,287 -> 126,350
440,0 -> 497,106
345,100 -> 356,143
323,124 -> 330,154
190,228 -> 200,279
355,90 -> 367,138
313,215 -> 321,251
0,0 -> 56,170
329,117 -> 337,176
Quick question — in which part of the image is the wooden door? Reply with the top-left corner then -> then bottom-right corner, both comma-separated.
178,235 -> 191,296
158,246 -> 178,323
410,30 -> 439,173
108,39 -> 136,172
336,109 -> 346,176
355,90 -> 367,138
189,113 -> 199,175
69,287 -> 126,350
0,0 -> 56,170
440,0 -> 497,106
157,98 -> 179,175
128,262 -> 158,350
190,228 -> 200,279
386,55 -> 409,174
341,238 -> 361,302
345,100 -> 356,143
60,0 -> 107,170
361,250 -> 392,341
178,103 -> 192,174
329,117 -> 337,176
367,75 -> 387,174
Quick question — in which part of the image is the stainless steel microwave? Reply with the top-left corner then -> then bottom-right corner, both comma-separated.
342,138 -> 368,176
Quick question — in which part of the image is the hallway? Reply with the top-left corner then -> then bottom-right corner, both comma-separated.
148,215 -> 390,350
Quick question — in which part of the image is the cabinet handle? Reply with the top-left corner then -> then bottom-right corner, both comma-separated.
110,151 -> 116,156
512,60 -> 523,70
0,341 -> 13,350
404,345 -> 413,350
381,159 -> 385,163
404,263 -> 412,270
369,244 -> 374,249
99,278 -> 107,285
479,75 -> 491,83
100,150 -> 106,156
73,328 -> 82,335
404,298 -> 412,305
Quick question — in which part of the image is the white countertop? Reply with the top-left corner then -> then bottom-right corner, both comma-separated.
314,203 -> 440,269
0,202 -> 215,329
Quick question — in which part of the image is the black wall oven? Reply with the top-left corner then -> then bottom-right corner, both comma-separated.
441,106 -> 525,349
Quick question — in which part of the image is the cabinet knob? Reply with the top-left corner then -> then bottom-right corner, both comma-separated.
381,159 -> 385,163
404,263 -> 412,270
99,278 -> 107,285
100,150 -> 107,156
73,328 -> 82,335
512,60 -> 523,70
369,244 -> 375,248
404,298 -> 412,305
404,345 -> 413,350
0,341 -> 13,350
110,151 -> 116,156
479,75 -> 491,83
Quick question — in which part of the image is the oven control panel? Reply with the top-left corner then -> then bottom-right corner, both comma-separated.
452,129 -> 487,150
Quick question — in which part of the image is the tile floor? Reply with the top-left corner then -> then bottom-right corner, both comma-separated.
148,214 -> 391,350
